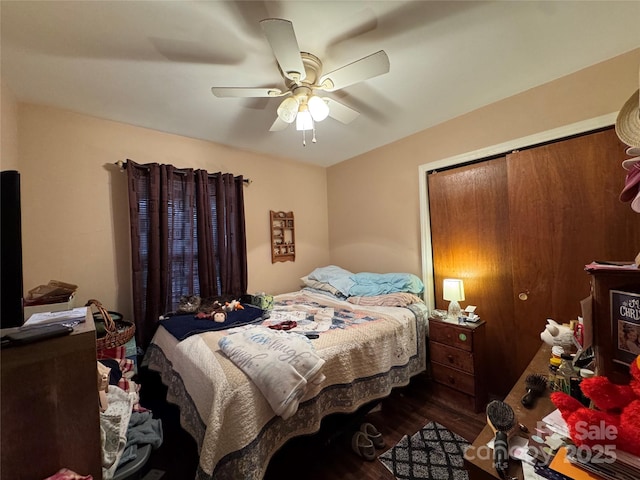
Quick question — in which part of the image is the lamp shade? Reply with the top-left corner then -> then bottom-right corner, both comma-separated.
443,279 -> 465,302
308,95 -> 329,122
277,97 -> 299,124
296,107 -> 314,131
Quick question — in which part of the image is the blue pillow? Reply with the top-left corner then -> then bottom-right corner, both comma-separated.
308,265 -> 355,296
349,272 -> 424,296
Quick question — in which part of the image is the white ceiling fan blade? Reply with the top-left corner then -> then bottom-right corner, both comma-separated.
211,87 -> 285,98
319,50 -> 389,92
325,98 -> 360,124
269,116 -> 290,132
260,18 -> 306,82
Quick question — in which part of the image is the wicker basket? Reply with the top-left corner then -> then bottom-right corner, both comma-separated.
87,299 -> 135,350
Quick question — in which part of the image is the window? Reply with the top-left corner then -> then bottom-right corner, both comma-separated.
126,160 -> 247,348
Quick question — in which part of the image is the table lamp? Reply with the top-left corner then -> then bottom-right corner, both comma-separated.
443,278 -> 465,320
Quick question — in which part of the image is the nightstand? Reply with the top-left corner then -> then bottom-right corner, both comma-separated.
428,317 -> 487,412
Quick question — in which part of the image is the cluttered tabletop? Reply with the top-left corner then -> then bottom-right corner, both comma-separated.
465,339 -> 639,480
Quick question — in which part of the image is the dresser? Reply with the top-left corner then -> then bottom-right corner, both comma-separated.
428,317 -> 487,412
464,343 -> 553,479
0,311 -> 102,480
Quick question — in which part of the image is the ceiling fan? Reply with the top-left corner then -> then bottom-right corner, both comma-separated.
211,18 -> 390,144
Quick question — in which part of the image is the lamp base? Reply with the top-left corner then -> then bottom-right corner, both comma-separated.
447,300 -> 462,320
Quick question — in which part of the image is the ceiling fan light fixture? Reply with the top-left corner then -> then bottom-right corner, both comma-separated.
308,95 -> 329,122
296,106 -> 314,131
277,97 -> 299,124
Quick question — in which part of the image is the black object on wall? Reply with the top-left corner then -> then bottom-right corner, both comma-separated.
1,170 -> 24,328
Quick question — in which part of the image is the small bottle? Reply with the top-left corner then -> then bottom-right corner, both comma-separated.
578,369 -> 595,407
548,357 -> 562,391
557,354 -> 576,395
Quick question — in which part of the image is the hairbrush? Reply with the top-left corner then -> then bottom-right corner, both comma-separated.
486,400 -> 516,477
521,373 -> 547,409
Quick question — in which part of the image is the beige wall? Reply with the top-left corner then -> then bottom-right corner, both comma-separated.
14,105 -> 330,322
5,49 -> 639,324
327,49 -> 640,279
1,79 -> 19,170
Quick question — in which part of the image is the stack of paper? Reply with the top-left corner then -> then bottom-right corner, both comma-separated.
24,307 -> 88,326
563,447 -> 640,480
541,409 -> 571,438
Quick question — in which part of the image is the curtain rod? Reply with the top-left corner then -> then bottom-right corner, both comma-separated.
115,160 -> 251,184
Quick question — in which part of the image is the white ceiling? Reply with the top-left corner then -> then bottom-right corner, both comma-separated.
2,1 -> 639,167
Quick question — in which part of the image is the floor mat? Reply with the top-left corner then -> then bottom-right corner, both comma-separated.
378,421 -> 470,480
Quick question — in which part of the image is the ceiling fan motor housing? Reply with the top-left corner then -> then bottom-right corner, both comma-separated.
283,52 -> 323,89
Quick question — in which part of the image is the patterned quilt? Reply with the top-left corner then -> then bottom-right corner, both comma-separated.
144,290 -> 429,480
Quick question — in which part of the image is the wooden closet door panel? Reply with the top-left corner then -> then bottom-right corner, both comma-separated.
428,157 -> 518,396
507,128 -> 640,375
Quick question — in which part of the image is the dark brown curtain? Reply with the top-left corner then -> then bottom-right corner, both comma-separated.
127,160 -> 247,349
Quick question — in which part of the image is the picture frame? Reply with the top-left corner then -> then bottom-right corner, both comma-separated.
611,289 -> 640,366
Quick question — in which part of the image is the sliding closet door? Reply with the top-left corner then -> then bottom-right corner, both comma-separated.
507,128 -> 639,375
429,157 -> 521,394
428,127 -> 639,398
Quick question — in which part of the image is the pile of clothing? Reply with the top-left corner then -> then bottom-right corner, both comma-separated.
98,346 -> 163,480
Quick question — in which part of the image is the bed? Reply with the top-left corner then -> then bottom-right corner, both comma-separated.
144,269 -> 429,480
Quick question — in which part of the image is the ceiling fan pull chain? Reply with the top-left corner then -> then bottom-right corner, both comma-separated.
312,127 -> 317,144
302,129 -> 306,147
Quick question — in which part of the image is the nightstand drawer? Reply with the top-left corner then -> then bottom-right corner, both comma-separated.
430,342 -> 474,374
431,363 -> 475,395
429,320 -> 474,351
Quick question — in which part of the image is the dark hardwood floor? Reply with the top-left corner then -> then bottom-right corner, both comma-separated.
266,373 -> 486,480
136,369 -> 486,480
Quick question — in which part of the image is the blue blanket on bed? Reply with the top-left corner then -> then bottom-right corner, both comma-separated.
159,304 -> 266,341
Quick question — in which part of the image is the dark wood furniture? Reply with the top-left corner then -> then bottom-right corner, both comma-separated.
428,127 -> 640,397
270,210 -> 295,263
428,317 -> 487,412
587,267 -> 640,384
464,343 -> 554,480
0,311 -> 102,480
